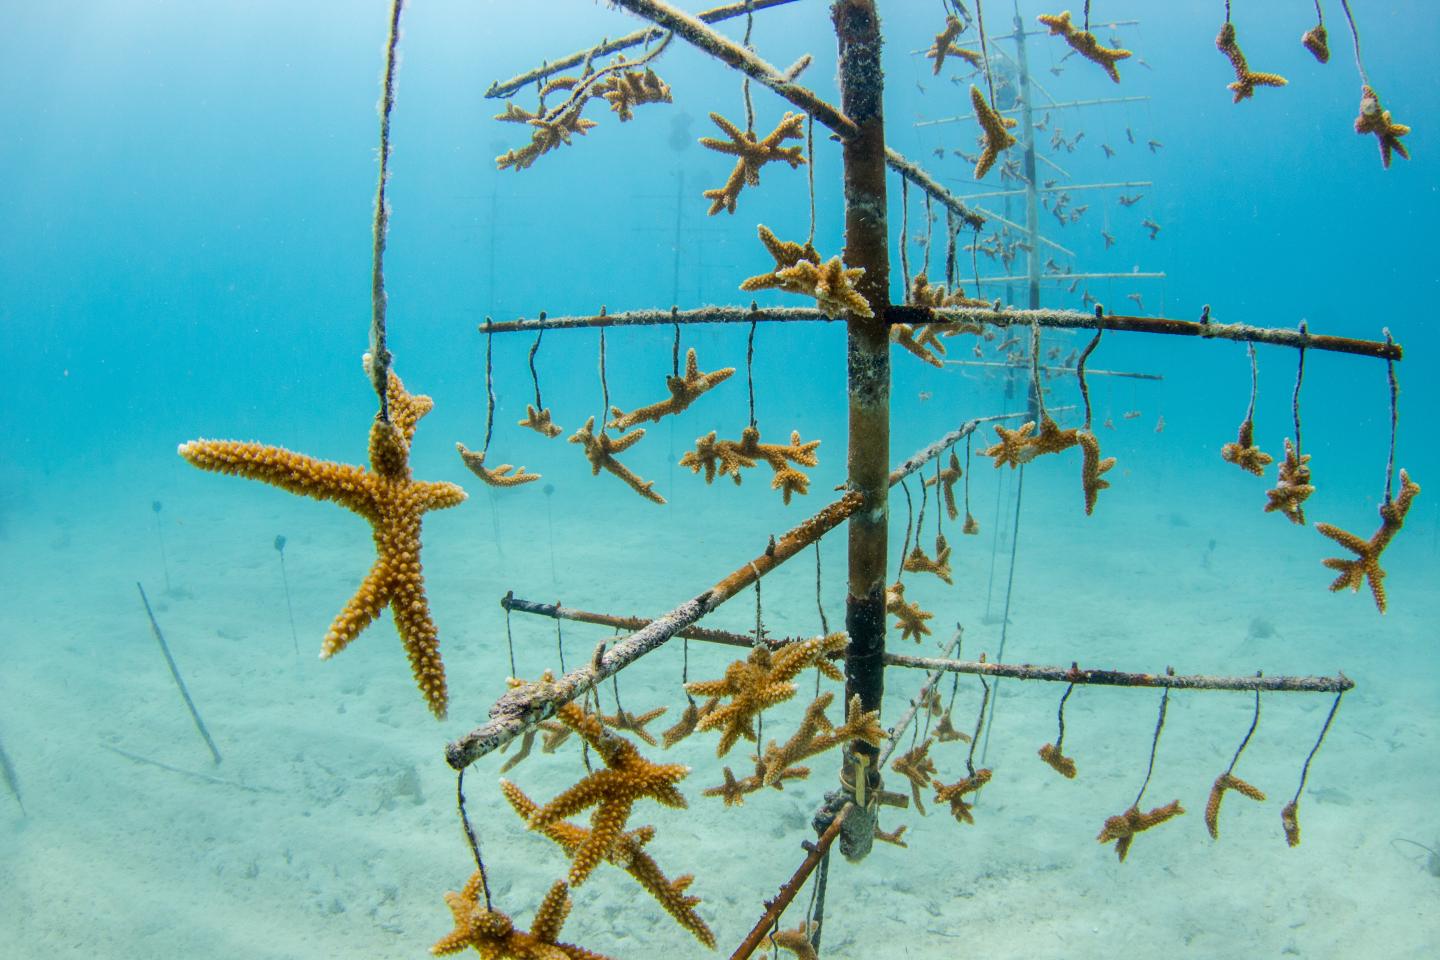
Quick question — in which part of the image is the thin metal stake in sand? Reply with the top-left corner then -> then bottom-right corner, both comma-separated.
136,582 -> 222,766
0,732 -> 25,816
274,535 -> 300,655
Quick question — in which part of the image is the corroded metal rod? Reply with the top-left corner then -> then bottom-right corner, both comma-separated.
500,595 -> 798,652
484,0 -> 801,99
496,599 -> 1352,695
728,803 -> 852,960
889,306 -> 1404,361
877,625 -> 963,768
976,272 -> 1166,283
607,0 -> 987,230
478,303 -> 1400,360
887,410 -> 1035,485
886,653 -> 1355,694
479,305 -> 836,335
947,360 -> 1163,381
445,492 -> 864,769
833,0 -> 890,865
884,148 -> 984,230
609,0 -> 857,137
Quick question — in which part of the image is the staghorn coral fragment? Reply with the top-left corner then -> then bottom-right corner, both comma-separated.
518,404 -> 564,438
1038,742 -> 1077,779
1281,799 -> 1302,847
431,875 -> 612,959
1354,85 -> 1411,168
962,511 -> 981,535
179,370 -> 465,719
761,692 -> 882,785
741,224 -> 823,290
1315,469 -> 1421,612
769,921 -> 820,960
608,348 -> 735,431
699,111 -> 806,215
457,443 -> 543,487
1204,772 -> 1267,839
891,738 -> 939,814
498,727 -> 538,775
902,534 -> 953,585
772,256 -> 873,319
1216,21 -> 1288,103
886,580 -> 934,643
524,702 -> 689,887
596,61 -> 672,122
873,823 -> 909,847
927,15 -> 984,76
501,782 -> 714,948
686,633 -> 847,756
1220,419 -> 1274,477
741,225 -> 871,327
891,324 -> 945,367
1265,438 -> 1314,524
704,758 -> 808,806
1302,22 -> 1330,63
1077,430 -> 1115,515
1037,11 -> 1132,83
601,705 -> 669,747
569,416 -> 665,504
661,697 -> 716,749
497,110 -> 600,171
970,85 -> 1018,179
982,420 -> 1037,469
983,412 -> 1079,469
680,425 -> 820,504
934,710 -> 971,744
926,451 -> 963,521
540,719 -> 573,754
933,768 -> 992,825
1097,800 -> 1184,862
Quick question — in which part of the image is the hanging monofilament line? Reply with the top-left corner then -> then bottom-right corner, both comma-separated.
1077,323 -> 1104,430
806,113 -> 817,247
1224,680 -> 1262,776
482,330 -> 506,563
455,768 -> 493,911
1282,690 -> 1344,847
136,582 -> 222,766
274,534 -> 299,655
1383,328 -> 1399,503
597,325 -> 612,432
151,500 -> 172,594
900,178 -> 911,298
1337,0 -> 1369,85
528,327 -> 546,412
1132,678 -> 1172,808
0,728 -> 25,817
922,193 -> 934,278
979,462 -> 1023,766
896,479 -> 915,582
554,604 -> 567,674
368,0 -> 406,421
503,591 -> 518,677
975,0 -> 998,109
745,318 -> 758,428
1292,321 -> 1307,457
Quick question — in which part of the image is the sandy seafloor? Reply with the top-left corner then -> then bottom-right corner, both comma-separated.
2,385 -> 1437,960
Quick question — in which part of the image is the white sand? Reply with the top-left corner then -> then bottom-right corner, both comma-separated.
2,418 -> 1436,959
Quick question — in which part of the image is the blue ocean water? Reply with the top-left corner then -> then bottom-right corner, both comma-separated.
2,2 -> 1437,957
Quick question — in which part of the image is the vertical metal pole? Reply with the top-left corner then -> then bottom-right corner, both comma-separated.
833,0 -> 890,863
1013,11 -> 1042,317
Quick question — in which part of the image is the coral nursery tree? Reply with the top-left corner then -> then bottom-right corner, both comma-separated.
177,1 -> 1417,957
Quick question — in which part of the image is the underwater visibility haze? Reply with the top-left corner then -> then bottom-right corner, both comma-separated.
2,1 -> 1438,957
